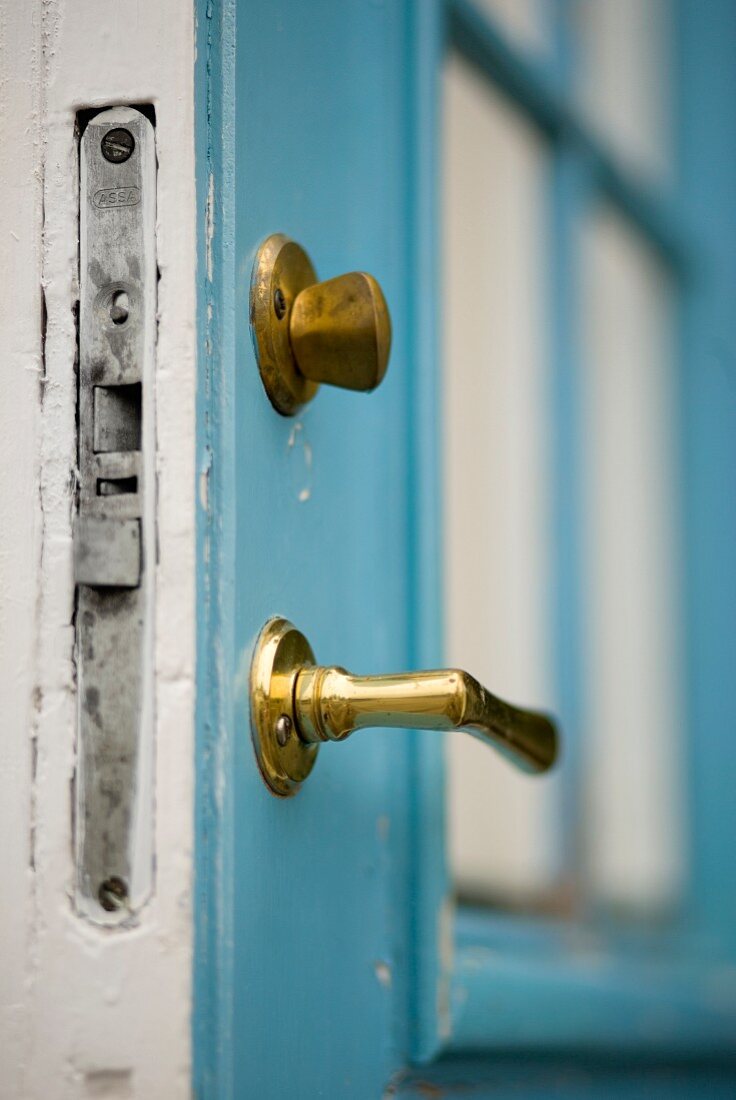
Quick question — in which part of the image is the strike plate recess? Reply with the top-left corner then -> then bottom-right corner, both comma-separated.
74,107 -> 156,924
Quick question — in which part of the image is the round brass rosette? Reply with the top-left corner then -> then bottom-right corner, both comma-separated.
249,234 -> 319,416
249,617 -> 319,797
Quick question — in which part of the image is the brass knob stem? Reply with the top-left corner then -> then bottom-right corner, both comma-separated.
249,618 -> 558,797
290,272 -> 391,392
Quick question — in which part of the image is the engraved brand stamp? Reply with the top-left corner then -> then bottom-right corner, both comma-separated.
93,186 -> 141,209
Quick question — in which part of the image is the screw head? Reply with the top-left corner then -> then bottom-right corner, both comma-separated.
109,289 -> 130,325
101,128 -> 135,164
98,876 -> 129,912
273,286 -> 287,320
275,714 -> 292,747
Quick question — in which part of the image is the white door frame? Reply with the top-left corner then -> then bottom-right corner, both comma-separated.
0,2 -> 197,1094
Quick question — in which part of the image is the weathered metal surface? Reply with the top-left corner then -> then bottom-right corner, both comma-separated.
75,106 -> 156,923
73,517 -> 141,587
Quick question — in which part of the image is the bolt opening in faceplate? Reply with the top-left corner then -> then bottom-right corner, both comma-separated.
98,876 -> 129,912
110,290 -> 130,325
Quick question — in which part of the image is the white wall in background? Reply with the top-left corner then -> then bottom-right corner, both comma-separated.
580,207 -> 684,912
443,54 -> 561,903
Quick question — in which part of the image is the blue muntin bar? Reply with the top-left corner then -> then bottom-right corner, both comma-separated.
447,0 -> 688,269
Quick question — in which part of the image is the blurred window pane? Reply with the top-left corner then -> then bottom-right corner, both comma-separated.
579,206 -> 685,913
443,53 -> 562,905
573,0 -> 672,182
474,0 -> 550,54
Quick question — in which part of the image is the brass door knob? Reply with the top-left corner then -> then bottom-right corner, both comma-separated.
250,234 -> 392,415
250,618 -> 559,797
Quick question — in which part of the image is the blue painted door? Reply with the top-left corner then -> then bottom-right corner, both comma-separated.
196,1 -> 736,1097
196,3 -> 420,1096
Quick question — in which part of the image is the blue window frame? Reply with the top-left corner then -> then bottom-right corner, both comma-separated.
409,0 -> 736,1068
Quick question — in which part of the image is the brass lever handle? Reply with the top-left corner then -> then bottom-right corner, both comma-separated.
250,618 -> 558,797
250,234 -> 391,415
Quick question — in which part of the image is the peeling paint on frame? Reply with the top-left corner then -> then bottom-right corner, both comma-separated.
0,0 -> 197,1095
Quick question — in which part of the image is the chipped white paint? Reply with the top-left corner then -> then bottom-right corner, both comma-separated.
297,440 -> 313,502
0,0 -> 196,1095
205,171 -> 215,283
373,961 -> 392,989
287,421 -> 303,447
287,420 -> 313,503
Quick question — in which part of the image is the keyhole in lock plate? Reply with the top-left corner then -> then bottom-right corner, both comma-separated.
110,290 -> 130,325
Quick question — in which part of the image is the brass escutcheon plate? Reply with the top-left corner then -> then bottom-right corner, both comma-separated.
250,234 -> 319,416
249,617 -> 319,797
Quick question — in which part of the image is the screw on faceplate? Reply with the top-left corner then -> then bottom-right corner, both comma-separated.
273,287 -> 287,320
98,876 -> 129,912
275,714 -> 292,747
109,290 -> 129,325
101,128 -> 135,164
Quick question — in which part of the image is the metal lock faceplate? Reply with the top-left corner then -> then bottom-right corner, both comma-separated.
75,107 -> 156,924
